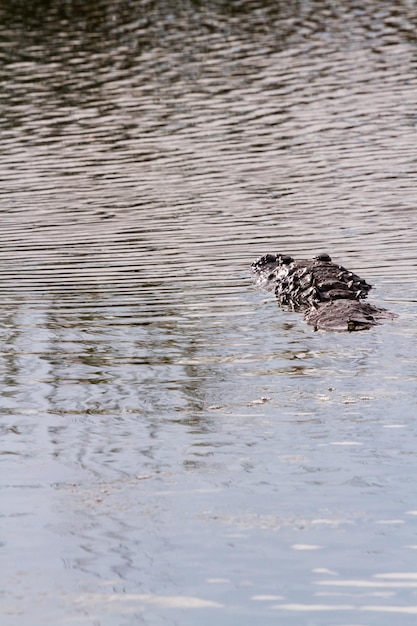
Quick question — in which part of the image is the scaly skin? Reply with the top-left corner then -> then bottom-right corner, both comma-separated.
251,253 -> 396,331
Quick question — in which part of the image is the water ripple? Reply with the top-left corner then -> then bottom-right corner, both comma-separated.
1,3 -> 417,625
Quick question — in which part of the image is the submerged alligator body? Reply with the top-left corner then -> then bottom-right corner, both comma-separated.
251,253 -> 396,331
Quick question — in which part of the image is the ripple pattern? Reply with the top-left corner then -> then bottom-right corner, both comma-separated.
1,2 -> 417,625
0,0 -> 417,305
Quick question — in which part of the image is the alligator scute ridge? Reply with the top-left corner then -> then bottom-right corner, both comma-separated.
251,253 -> 397,331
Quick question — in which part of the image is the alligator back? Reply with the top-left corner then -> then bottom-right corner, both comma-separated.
251,253 -> 396,331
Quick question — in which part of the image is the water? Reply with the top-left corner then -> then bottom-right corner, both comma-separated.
1,0 -> 417,624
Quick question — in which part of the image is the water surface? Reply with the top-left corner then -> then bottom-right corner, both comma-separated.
1,1 -> 417,624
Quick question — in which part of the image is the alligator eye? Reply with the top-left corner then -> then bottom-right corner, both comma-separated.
314,253 -> 332,262
261,254 -> 278,264
278,254 -> 294,265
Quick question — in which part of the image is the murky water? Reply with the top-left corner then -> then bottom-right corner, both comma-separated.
1,1 -> 417,624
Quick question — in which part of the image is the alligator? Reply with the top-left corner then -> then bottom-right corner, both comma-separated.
251,253 -> 396,331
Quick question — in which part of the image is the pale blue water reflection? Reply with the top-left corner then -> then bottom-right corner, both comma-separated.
2,284 -> 417,624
